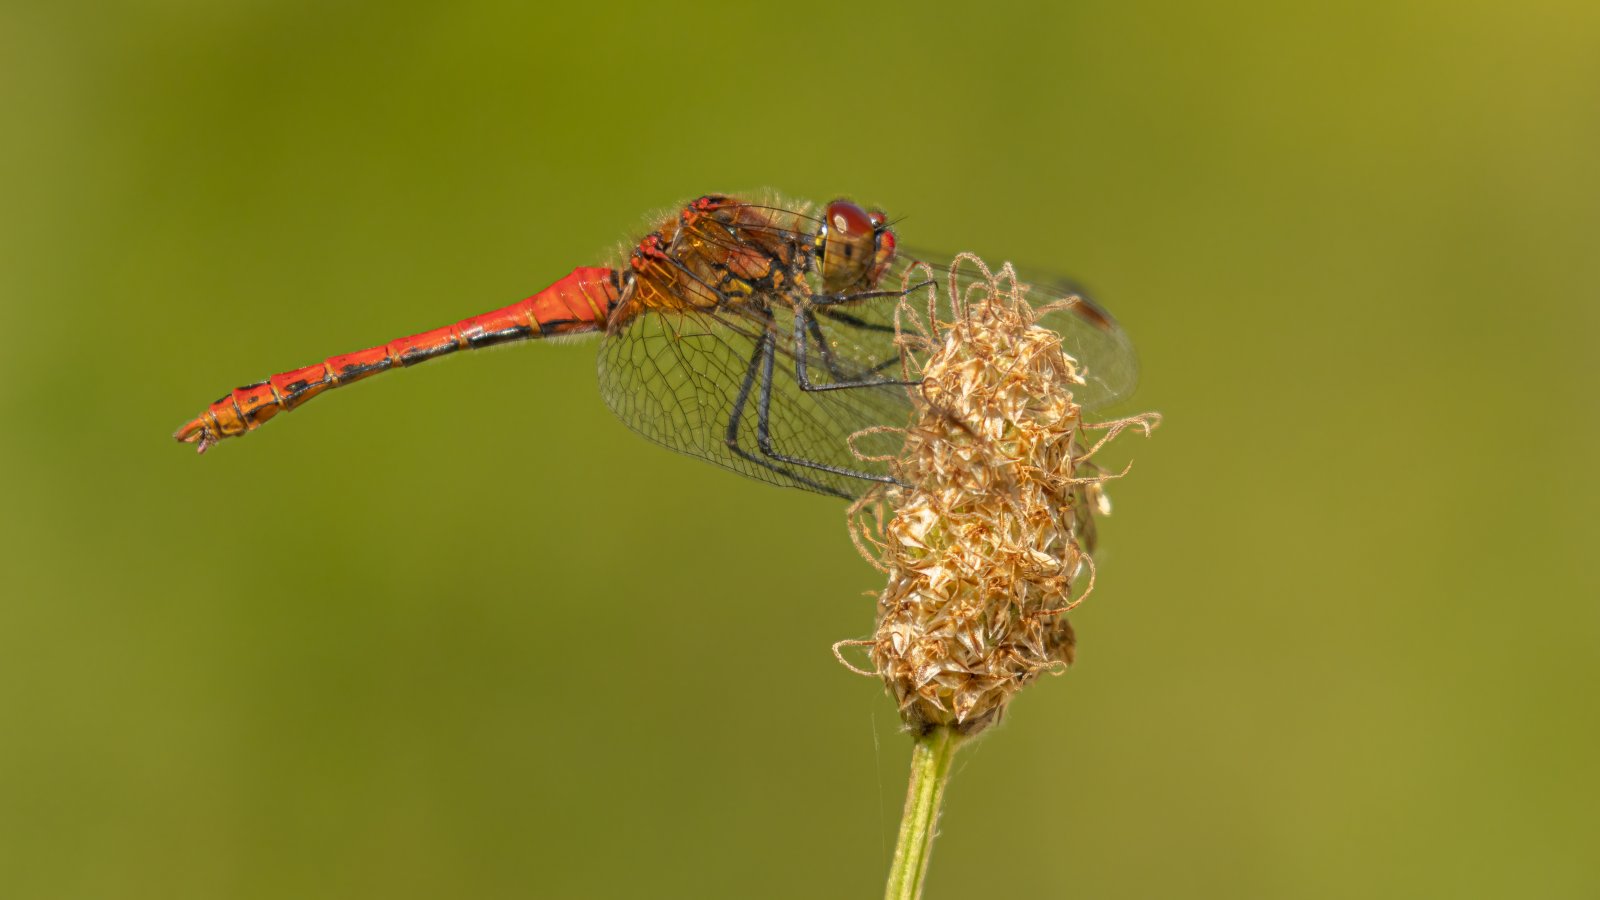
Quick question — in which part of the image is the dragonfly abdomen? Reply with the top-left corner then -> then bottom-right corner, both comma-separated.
174,266 -> 620,453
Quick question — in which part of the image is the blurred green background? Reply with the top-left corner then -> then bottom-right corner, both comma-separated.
3,1 -> 1596,897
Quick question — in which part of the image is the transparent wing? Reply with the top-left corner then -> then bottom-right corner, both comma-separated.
596,298 -> 914,498
886,249 -> 1140,411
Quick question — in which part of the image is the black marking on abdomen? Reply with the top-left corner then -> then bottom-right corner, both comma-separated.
466,324 -> 534,348
399,343 -> 460,366
335,359 -> 391,381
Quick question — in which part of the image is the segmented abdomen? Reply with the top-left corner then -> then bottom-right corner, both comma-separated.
174,266 -> 620,452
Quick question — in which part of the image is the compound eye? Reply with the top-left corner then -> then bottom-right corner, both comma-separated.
825,200 -> 875,240
819,199 -> 896,295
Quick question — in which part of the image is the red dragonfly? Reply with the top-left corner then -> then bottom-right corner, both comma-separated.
174,195 -> 1136,498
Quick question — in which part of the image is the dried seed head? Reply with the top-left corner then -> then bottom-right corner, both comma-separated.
841,255 -> 1159,737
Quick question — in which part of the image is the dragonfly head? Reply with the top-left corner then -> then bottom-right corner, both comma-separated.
816,199 -> 897,296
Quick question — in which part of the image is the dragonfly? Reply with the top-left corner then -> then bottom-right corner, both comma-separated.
174,194 -> 1137,498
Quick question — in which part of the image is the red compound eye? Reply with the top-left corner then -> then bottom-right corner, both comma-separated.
825,200 -> 874,240
818,199 -> 897,294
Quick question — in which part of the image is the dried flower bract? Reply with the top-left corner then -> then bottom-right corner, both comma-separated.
839,255 -> 1158,736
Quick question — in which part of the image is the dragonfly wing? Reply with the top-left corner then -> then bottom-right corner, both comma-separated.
597,300 -> 915,498
886,251 -> 1141,411
1029,289 -> 1139,411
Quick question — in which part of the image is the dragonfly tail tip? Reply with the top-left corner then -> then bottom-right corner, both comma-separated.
173,420 -> 216,455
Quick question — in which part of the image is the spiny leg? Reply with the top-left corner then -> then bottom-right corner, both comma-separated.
758,322 -> 899,487
804,314 -> 856,383
792,278 -> 933,391
722,322 -> 845,497
813,308 -> 914,378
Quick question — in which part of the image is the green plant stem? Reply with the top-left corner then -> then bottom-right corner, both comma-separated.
884,726 -> 963,900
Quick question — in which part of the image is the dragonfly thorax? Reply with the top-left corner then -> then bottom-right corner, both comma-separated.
621,196 -> 817,318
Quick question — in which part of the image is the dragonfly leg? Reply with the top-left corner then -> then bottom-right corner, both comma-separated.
803,310 -> 913,381
722,327 -> 849,498
803,314 -> 855,383
791,308 -> 920,393
813,309 -> 909,377
791,281 -> 933,392
759,322 -> 900,487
